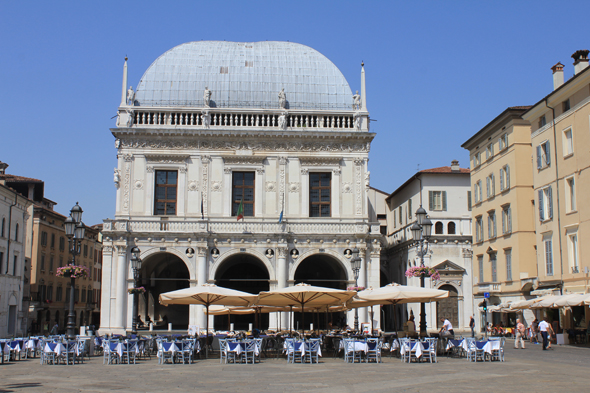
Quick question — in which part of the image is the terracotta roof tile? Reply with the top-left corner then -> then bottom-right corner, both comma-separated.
0,174 -> 43,183
420,166 -> 470,174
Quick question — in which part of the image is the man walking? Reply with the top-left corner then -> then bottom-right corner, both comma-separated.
469,316 -> 475,338
514,318 -> 526,349
538,318 -> 550,350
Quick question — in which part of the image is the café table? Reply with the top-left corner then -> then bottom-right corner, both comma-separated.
399,340 -> 428,362
43,342 -> 66,365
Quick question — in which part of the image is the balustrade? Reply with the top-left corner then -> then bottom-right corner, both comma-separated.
129,109 -> 355,130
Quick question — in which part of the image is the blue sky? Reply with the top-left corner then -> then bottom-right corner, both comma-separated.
2,0 -> 589,225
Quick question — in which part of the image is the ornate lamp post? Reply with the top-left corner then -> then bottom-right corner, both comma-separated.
410,206 -> 432,336
351,247 -> 362,332
64,202 -> 85,340
130,246 -> 143,335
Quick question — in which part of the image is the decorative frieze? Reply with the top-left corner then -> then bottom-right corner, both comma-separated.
120,138 -> 371,153
300,157 -> 341,166
223,156 -> 266,165
145,154 -> 189,163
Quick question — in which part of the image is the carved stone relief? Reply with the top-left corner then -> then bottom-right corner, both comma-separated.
188,181 -> 199,191
265,181 -> 277,192
121,138 -> 371,153
288,182 -> 300,193
211,181 -> 222,192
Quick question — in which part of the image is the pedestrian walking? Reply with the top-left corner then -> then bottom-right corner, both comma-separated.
538,318 -> 550,350
469,316 -> 475,338
530,318 -> 539,343
547,322 -> 555,349
50,322 -> 58,335
514,318 -> 526,349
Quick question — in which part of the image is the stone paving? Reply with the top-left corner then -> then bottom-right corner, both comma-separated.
0,341 -> 588,392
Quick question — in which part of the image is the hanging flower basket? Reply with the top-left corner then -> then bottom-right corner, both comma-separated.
127,286 -> 146,295
405,266 -> 440,281
347,286 -> 366,292
56,265 -> 89,279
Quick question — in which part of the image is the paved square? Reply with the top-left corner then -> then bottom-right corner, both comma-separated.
1,342 -> 587,392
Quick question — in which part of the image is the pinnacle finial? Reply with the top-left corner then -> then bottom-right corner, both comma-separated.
361,61 -> 364,67
125,55 -> 128,61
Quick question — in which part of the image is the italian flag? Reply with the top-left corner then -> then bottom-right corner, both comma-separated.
236,197 -> 244,221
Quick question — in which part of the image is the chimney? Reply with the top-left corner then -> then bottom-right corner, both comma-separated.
572,50 -> 589,75
551,62 -> 564,90
451,160 -> 460,172
0,161 -> 8,175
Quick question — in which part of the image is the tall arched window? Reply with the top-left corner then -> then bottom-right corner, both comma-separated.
435,221 -> 444,234
14,223 -> 19,242
447,222 -> 456,235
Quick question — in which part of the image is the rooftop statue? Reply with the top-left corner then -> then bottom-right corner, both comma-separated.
278,88 -> 286,109
201,110 -> 210,128
354,111 -> 361,130
203,87 -> 211,107
278,112 -> 288,130
127,86 -> 135,106
353,90 -> 361,110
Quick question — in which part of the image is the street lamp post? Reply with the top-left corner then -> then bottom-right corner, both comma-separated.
64,202 -> 85,340
130,246 -> 143,335
410,206 -> 432,336
351,247 -> 361,332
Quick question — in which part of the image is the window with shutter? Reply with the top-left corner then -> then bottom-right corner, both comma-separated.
538,189 -> 545,221
547,186 -> 553,219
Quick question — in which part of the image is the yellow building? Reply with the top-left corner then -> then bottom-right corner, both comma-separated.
462,107 -> 537,328
521,50 -> 590,329
29,203 -> 102,334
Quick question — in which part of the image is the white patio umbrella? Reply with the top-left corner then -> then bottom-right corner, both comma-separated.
256,283 -> 356,334
349,283 -> 449,333
551,293 -> 590,308
509,296 -> 551,310
530,295 -> 564,309
354,283 -> 449,305
159,283 -> 258,357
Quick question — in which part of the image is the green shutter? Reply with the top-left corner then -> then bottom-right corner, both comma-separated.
442,191 -> 447,211
429,191 -> 434,211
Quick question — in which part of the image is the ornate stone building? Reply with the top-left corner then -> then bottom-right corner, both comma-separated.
100,41 -> 380,334
382,161 -> 473,333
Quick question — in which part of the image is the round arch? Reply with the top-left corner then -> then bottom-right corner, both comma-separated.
436,284 -> 459,329
212,251 -> 270,331
139,251 -> 191,330
436,281 -> 463,297
289,248 -> 353,282
135,246 -> 195,279
209,248 -> 275,281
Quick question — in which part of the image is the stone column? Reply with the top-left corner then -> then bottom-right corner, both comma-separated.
99,244 -> 113,333
196,246 -> 208,328
276,246 -> 289,329
114,245 -> 128,332
358,246 -> 368,324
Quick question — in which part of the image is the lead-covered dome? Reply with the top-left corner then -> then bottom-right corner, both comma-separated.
134,41 -> 353,110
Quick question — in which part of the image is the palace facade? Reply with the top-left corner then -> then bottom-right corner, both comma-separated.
100,41 -> 381,334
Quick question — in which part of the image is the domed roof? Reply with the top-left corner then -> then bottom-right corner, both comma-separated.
134,41 -> 353,110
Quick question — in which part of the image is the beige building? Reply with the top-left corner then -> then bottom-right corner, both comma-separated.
462,107 -> 537,328
521,50 -> 590,329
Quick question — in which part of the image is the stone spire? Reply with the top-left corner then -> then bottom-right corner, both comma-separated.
121,56 -> 128,107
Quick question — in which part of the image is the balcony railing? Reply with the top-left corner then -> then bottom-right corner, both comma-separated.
127,108 -> 357,131
103,218 -> 376,236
